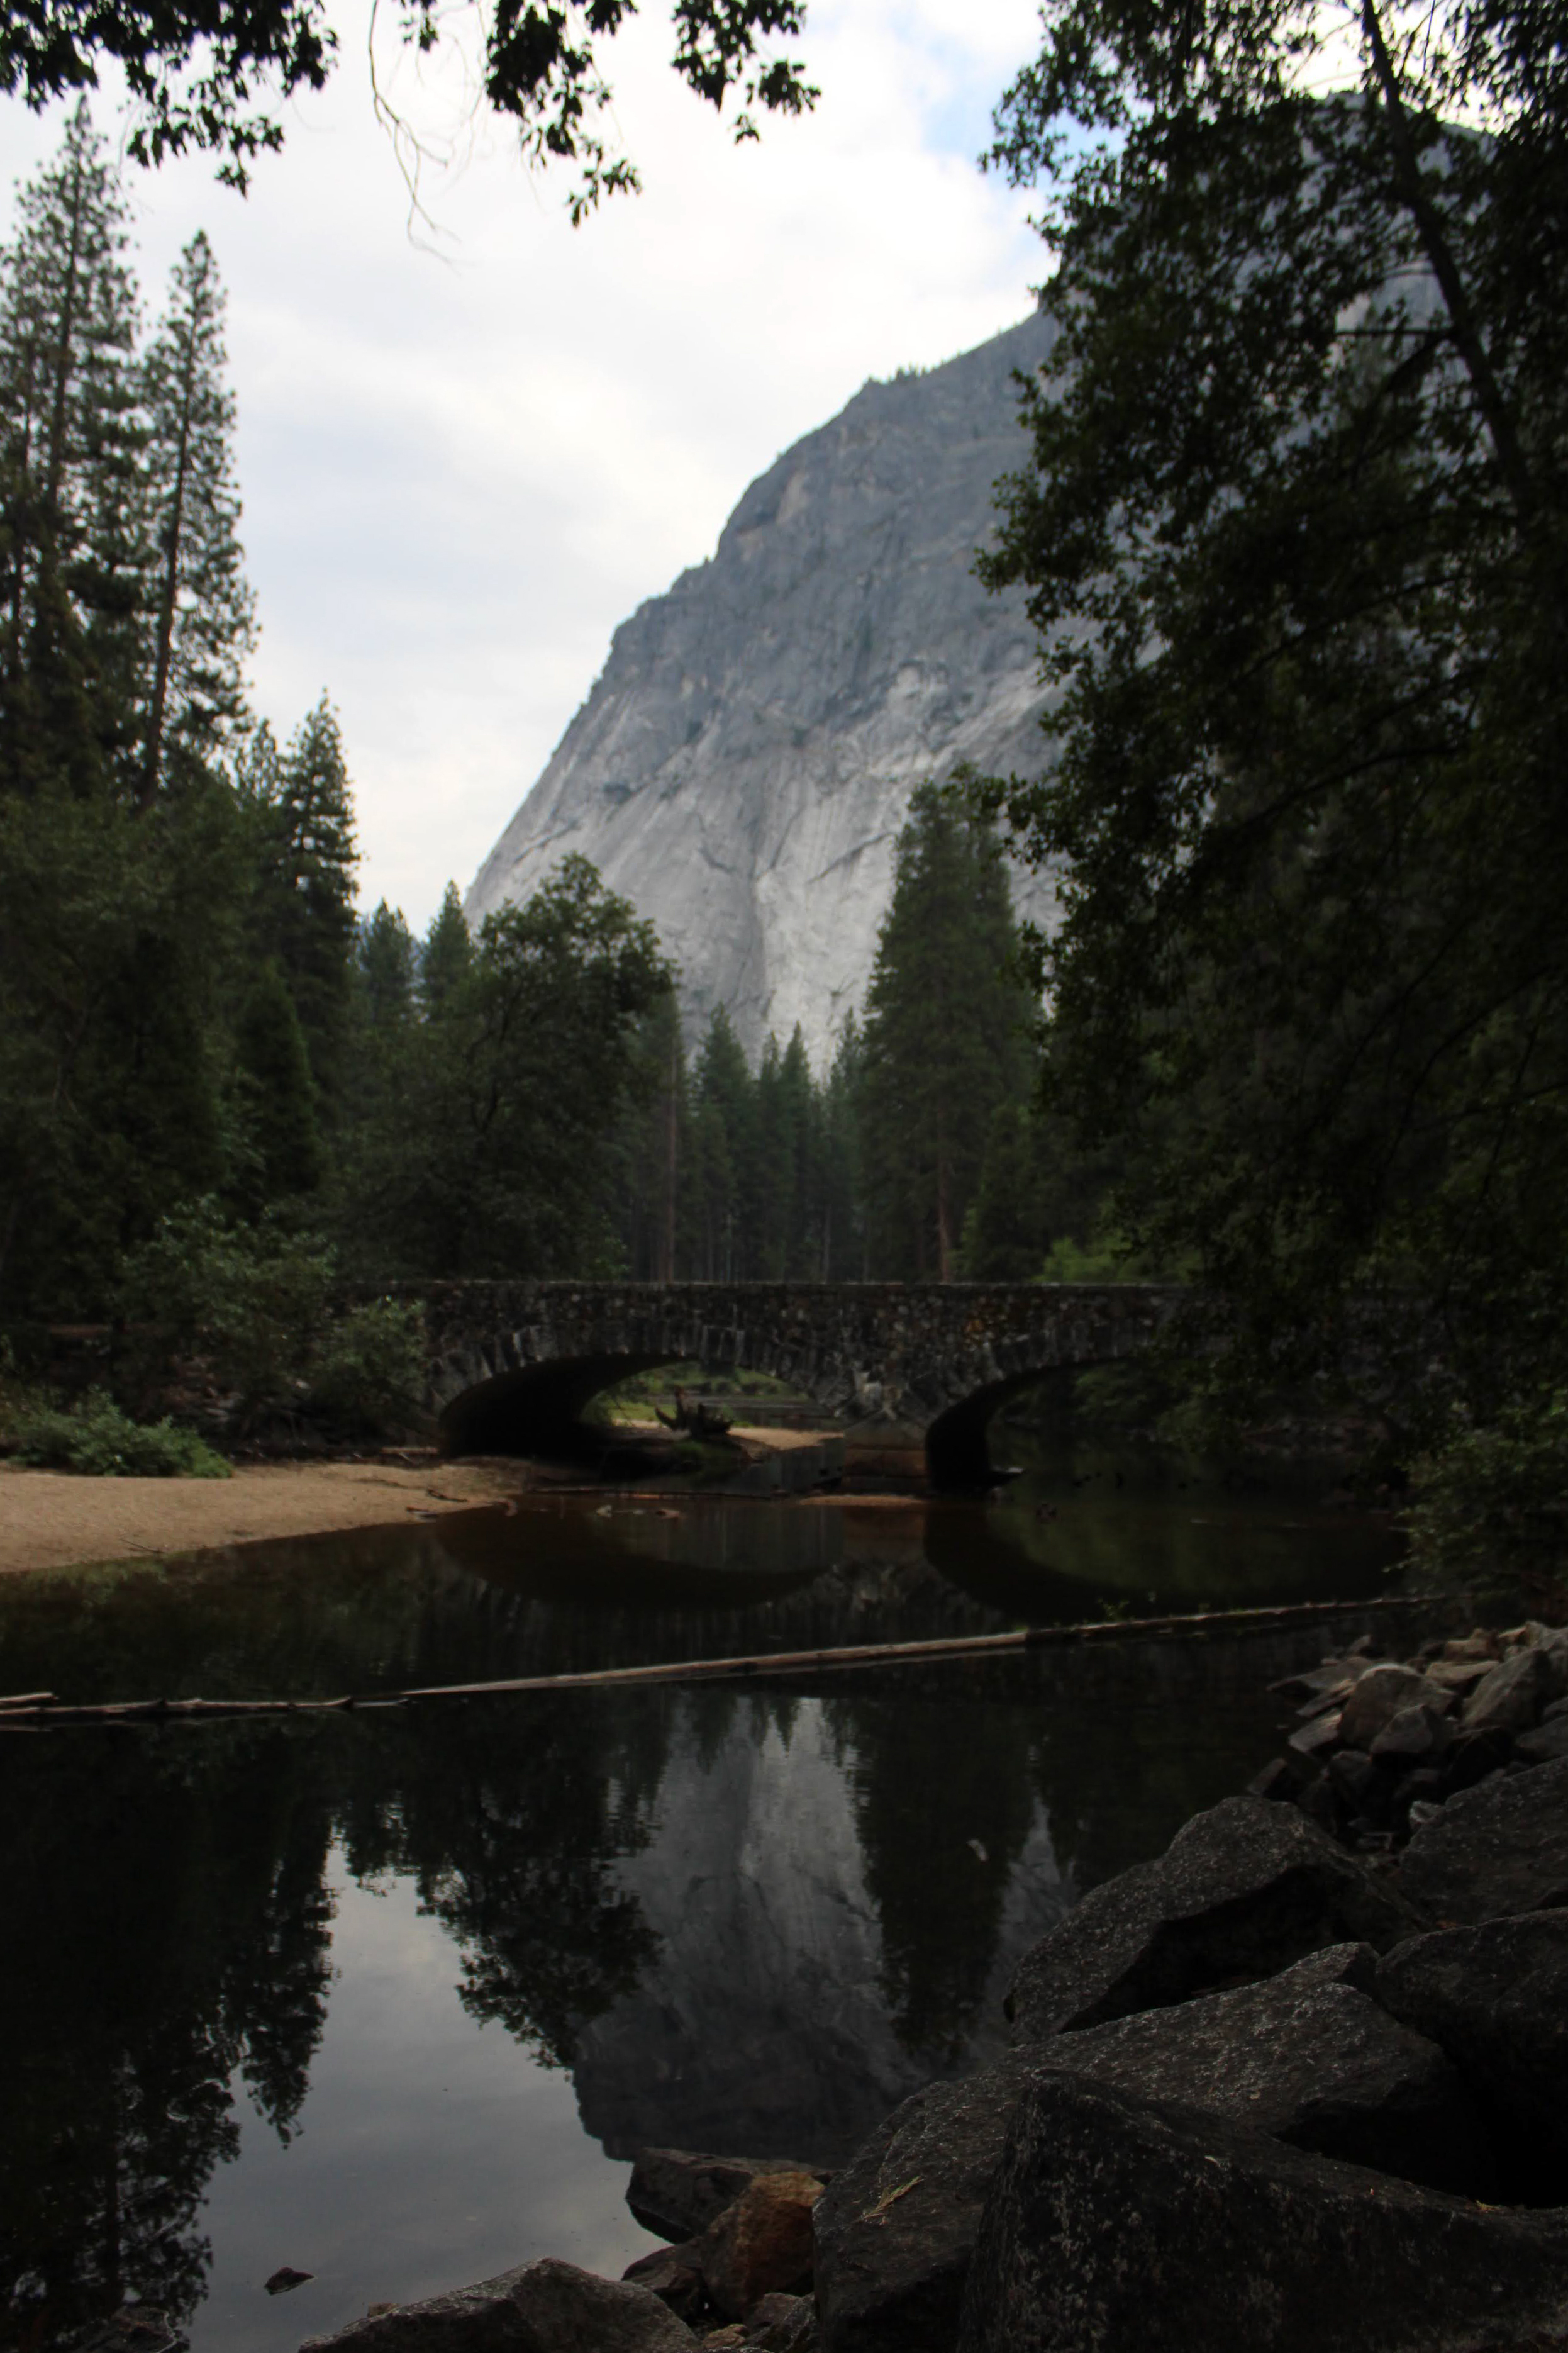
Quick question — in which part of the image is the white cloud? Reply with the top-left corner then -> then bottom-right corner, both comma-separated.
0,0 -> 1045,930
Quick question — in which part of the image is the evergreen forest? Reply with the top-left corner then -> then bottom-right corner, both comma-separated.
11,0 -> 1567,1596
0,112 -> 1073,1451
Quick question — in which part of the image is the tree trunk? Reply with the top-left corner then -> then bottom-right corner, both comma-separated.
140,342 -> 194,812
1361,0 -> 1537,535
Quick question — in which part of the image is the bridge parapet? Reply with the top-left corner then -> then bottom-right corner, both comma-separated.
408,1280 -> 1184,1488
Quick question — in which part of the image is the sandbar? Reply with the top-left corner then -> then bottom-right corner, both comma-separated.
0,1458 -> 526,1578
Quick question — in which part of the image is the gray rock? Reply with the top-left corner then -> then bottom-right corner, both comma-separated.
1246,1755 -> 1306,1802
1435,1723 -> 1515,1799
1375,1909 -> 1568,2195
812,1944 -> 1483,2353
1462,1645 -> 1555,1735
1441,1632 -> 1501,1663
813,2051 -> 1033,2353
297,2260 -> 696,2353
466,315 -> 1061,1065
955,2074 -> 1568,2353
1518,1716 -> 1568,1764
1369,1702 -> 1452,1766
1048,1949 -> 1494,2198
1339,1665 -> 1446,1749
1004,1794 -> 1423,2040
621,2245 -> 708,2325
1326,1748 -> 1378,1812
1424,1658 -> 1496,1697
1286,1710 -> 1343,1760
1388,1767 -> 1443,1836
1545,1692 -> 1568,1722
1399,1753 -> 1568,1921
628,2152 -> 818,2245
744,2296 -> 820,2351
1293,1678 -> 1357,1721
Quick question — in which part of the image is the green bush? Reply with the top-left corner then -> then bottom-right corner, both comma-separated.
118,1202 -> 427,1440
119,1198 -> 335,1417
306,1299 -> 426,1436
1406,1391 -> 1568,1608
11,1390 -> 231,1478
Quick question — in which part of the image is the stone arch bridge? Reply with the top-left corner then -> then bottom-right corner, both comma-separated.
413,1282 -> 1182,1489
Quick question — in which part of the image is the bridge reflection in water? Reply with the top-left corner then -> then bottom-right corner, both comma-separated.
0,1483 -> 1404,2353
414,1280 -> 1182,1486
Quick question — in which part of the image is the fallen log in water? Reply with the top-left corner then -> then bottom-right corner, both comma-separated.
0,1592 -> 1445,1729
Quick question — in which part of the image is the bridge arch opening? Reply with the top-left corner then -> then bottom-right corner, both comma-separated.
436,1343 -> 840,1463
437,1354 -> 678,1459
924,1361 -> 1121,1489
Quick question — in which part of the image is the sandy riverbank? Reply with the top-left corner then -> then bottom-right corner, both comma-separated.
0,1458 -> 528,1577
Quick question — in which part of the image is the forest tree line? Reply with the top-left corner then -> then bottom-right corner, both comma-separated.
0,108 -> 1093,1385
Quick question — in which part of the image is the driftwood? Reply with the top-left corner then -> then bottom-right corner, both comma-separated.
0,1593 -> 1443,1730
652,1385 -> 735,1441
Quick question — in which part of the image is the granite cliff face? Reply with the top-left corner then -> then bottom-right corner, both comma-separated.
466,313 -> 1060,1068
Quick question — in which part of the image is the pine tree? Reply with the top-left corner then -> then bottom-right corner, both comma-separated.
139,230 -> 254,806
231,959 -> 323,1210
607,991 -> 691,1278
689,1005 -> 755,1279
358,901 -> 417,1032
858,785 -> 1033,1279
251,695 -> 358,1101
420,883 -> 473,1015
818,1014 -> 866,1280
0,101 -> 142,800
962,1105 -> 1051,1280
753,1027 -> 818,1278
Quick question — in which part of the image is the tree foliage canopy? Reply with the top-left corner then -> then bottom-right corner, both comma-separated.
859,783 -> 1033,1281
0,0 -> 817,201
977,0 -> 1568,1426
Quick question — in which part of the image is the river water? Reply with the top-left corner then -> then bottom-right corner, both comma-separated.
0,1450 -> 1406,2353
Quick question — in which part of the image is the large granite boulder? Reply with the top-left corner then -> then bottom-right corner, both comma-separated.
1004,1794 -> 1423,2038
1398,1753 -> 1568,1921
812,1944 -> 1484,2353
296,2260 -> 696,2353
955,2074 -> 1568,2353
812,2051 -> 1033,2353
1038,1948 -> 1493,2198
1376,1909 -> 1568,2196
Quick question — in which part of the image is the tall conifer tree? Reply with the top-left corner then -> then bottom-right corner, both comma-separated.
859,786 -> 1031,1279
140,230 -> 253,805
420,883 -> 472,1015
252,695 -> 359,1099
690,1005 -> 755,1280
0,101 -> 140,799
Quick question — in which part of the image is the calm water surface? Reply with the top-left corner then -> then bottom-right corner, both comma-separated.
0,1453 -> 1406,2353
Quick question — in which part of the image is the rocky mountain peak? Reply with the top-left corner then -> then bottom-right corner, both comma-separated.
466,310 -> 1061,1068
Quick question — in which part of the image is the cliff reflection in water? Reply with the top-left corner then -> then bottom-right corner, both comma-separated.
0,1489 -> 1399,2351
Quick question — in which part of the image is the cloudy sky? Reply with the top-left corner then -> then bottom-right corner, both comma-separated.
0,0 -> 1047,931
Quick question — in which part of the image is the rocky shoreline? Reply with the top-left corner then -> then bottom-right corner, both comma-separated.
299,1615 -> 1568,2353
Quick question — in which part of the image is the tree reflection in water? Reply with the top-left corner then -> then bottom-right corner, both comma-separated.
0,1488 -> 1401,2351
0,1726 -> 335,2349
